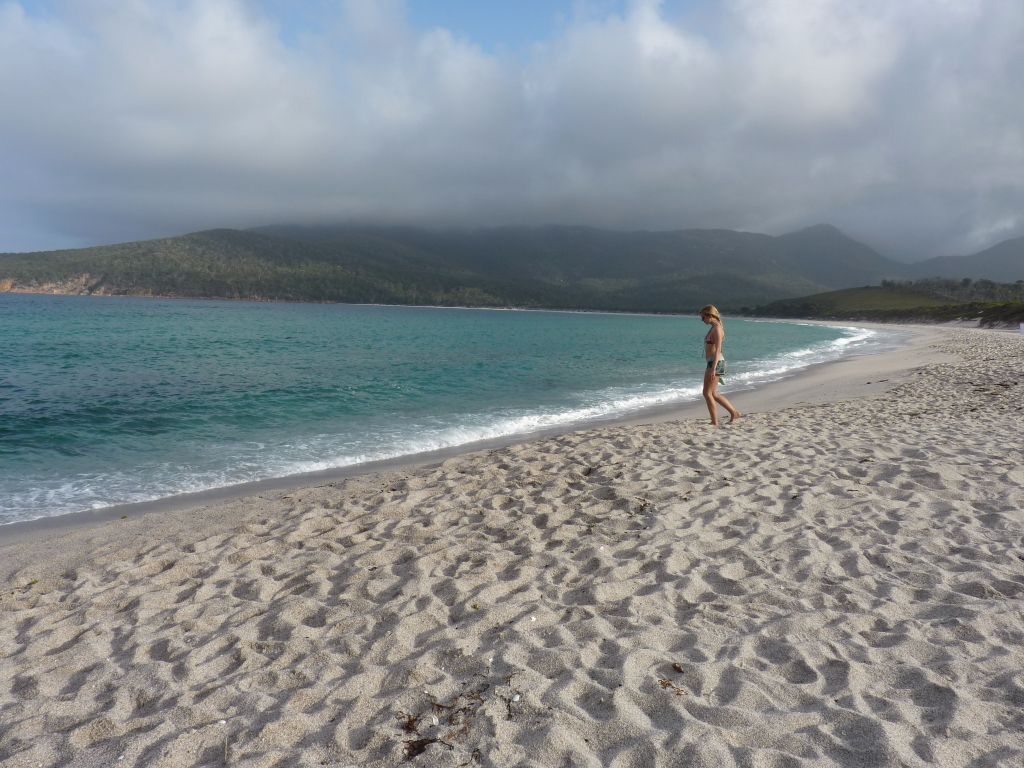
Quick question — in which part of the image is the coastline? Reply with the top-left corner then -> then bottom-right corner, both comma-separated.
0,320 -> 930,555
3,324 -> 1023,767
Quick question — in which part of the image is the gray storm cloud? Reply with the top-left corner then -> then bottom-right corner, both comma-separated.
1,0 -> 1022,257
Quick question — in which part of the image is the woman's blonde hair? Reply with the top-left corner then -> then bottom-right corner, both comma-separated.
699,304 -> 721,322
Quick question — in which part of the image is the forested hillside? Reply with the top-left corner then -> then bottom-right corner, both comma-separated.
4,224 -> 1018,312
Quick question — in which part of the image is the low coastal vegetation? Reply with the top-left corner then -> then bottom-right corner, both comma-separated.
746,279 -> 1024,326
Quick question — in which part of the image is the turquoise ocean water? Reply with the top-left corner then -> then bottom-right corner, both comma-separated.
0,295 -> 899,524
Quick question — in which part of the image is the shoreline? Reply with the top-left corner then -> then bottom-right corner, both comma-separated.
0,321 -> 940,568
0,321 -> 920,540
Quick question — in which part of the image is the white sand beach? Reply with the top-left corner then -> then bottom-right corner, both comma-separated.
2,326 -> 1023,767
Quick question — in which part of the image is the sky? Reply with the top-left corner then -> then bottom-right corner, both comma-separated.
1,0 -> 1022,259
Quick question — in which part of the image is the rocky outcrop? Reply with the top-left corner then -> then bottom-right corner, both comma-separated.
0,274 -> 110,295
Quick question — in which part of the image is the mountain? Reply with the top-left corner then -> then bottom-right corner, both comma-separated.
911,236 -> 1024,282
256,223 -> 897,287
251,222 -> 912,308
1,223 -> 910,312
771,224 -> 902,288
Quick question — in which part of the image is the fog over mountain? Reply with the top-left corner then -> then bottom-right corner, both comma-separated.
1,1 -> 1023,257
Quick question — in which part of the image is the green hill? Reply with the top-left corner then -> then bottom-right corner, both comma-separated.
0,229 -> 537,307
749,280 -> 1024,326
751,285 -> 947,315
0,224 -> 909,312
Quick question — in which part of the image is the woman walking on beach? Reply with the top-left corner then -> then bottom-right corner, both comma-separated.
700,305 -> 741,426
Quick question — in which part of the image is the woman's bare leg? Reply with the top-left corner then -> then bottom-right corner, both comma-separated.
714,391 -> 741,422
704,368 -> 740,424
703,370 -> 719,425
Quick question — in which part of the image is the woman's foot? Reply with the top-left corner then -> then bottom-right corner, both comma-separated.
728,411 -> 742,423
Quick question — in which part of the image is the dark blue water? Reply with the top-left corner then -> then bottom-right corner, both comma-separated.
0,294 -> 892,523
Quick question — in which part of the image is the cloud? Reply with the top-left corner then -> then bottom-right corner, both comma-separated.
1,0 -> 1022,257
